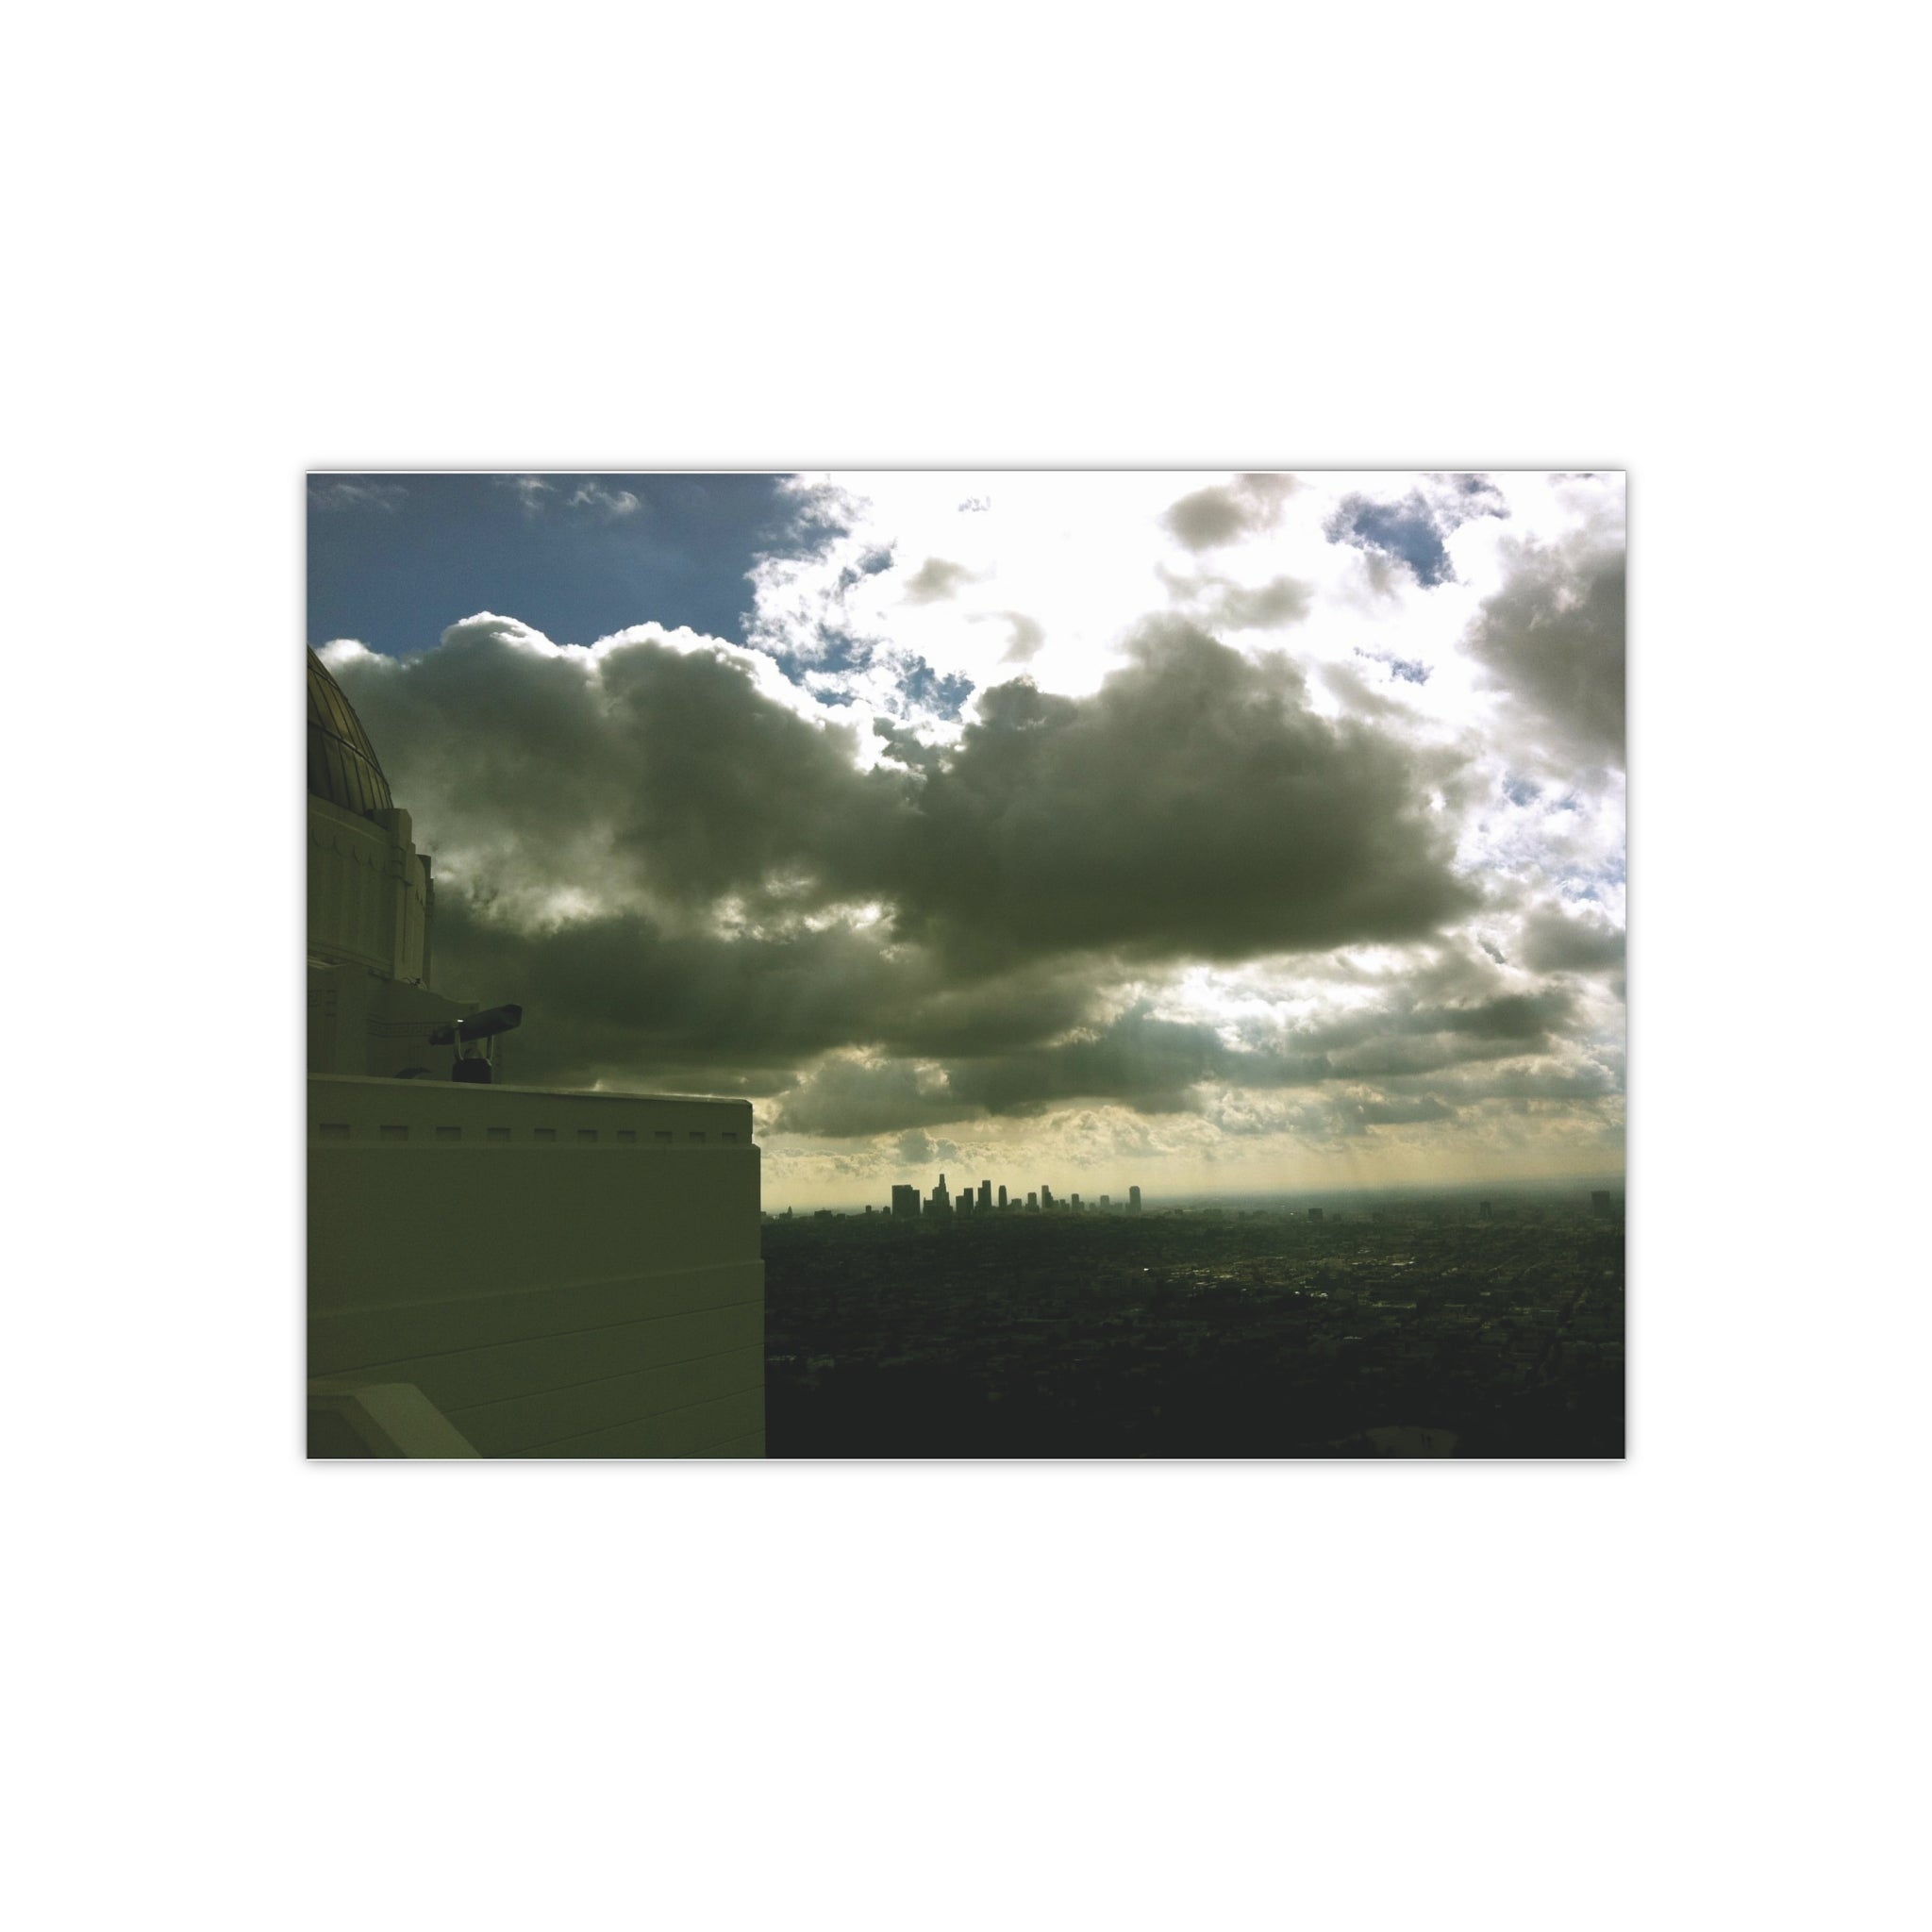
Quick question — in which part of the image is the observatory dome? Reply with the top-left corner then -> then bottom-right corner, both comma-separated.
308,648 -> 393,818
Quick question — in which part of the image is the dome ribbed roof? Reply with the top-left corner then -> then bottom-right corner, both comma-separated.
308,649 -> 393,818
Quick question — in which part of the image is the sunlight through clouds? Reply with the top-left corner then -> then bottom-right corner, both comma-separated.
313,471 -> 1624,1208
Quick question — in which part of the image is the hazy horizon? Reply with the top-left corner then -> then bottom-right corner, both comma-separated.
310,471 -> 1625,1212
778,1169 -> 1627,1218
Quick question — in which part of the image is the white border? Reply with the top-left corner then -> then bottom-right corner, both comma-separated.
11,6 -> 1920,1925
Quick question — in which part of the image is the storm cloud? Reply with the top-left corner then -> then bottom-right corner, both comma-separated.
874,623 -> 1476,966
334,616 -> 1475,975
759,966 -> 1596,1140
1464,536 -> 1626,764
1519,905 -> 1626,974
330,615 -> 879,924
328,614 -> 1513,1137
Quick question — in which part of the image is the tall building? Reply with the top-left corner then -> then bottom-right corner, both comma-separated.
1041,1183 -> 1055,1211
1026,1191 -> 1039,1212
929,1172 -> 952,1216
998,1184 -> 1008,1210
1128,1186 -> 1141,1213
977,1179 -> 991,1211
891,1184 -> 921,1219
307,650 -> 762,1457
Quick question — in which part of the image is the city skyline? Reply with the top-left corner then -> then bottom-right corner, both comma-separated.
309,472 -> 1624,1212
873,1172 -> 1146,1220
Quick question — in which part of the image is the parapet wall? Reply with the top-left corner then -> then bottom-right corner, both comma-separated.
308,1075 -> 763,1457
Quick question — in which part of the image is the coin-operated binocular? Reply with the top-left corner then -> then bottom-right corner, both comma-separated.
428,1003 -> 523,1084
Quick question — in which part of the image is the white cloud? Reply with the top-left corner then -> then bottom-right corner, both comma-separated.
567,481 -> 644,519
497,475 -> 555,515
308,478 -> 407,513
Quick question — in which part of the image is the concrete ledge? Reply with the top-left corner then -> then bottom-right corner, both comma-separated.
308,1380 -> 482,1458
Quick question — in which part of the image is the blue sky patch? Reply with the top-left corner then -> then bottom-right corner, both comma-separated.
1324,475 -> 1509,589
899,656 -> 976,721
1324,491 -> 1457,587
307,473 -> 812,656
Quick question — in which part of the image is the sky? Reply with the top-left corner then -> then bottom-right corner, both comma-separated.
310,471 -> 1625,1210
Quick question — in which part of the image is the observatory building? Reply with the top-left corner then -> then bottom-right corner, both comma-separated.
307,649 -> 764,1457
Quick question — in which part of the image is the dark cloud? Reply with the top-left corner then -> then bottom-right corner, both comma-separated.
1158,565 -> 1310,634
769,1007 -> 1291,1140
1174,574 -> 1312,632
772,1057 -> 967,1138
776,1039 -> 1185,1138
1519,907 -> 1625,974
1315,659 -> 1408,720
1214,576 -> 1309,628
902,557 -> 974,603
342,617 -> 1471,973
945,1008 -> 1226,1118
338,617 -> 877,919
1161,474 -> 1297,552
1419,1058 -> 1621,1103
996,611 -> 1046,662
1210,973 -> 1583,1091
430,896 -> 897,1091
872,965 -> 1098,1062
1285,986 -> 1577,1056
436,873 -> 1606,1134
765,972 -> 1591,1139
1416,990 -> 1578,1040
432,890 -> 1103,1099
1462,536 -> 1625,764
876,623 -> 1475,967
1320,1036 -> 1536,1081
872,717 -> 944,772
332,617 -> 1504,1136
1356,1094 -> 1457,1125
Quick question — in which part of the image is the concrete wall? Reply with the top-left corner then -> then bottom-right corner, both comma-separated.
308,797 -> 431,982
308,1075 -> 764,1457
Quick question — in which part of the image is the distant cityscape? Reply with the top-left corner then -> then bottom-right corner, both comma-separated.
763,1182 -> 1626,1456
894,1173 -> 1142,1219
767,1172 -> 1145,1222
767,1174 -> 1622,1226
